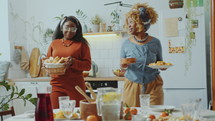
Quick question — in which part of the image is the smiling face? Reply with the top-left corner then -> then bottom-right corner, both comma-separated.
127,18 -> 138,35
62,21 -> 77,40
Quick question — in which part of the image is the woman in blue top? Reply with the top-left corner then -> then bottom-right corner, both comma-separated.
121,3 -> 167,107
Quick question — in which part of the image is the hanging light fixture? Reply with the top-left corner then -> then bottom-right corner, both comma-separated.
104,1 -> 132,8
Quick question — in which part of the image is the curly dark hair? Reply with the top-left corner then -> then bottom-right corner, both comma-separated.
125,3 -> 158,32
52,16 -> 89,45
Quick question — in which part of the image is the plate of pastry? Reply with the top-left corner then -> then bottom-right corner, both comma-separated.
53,109 -> 80,120
148,61 -> 173,69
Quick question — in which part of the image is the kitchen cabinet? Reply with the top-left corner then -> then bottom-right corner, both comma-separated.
83,31 -> 127,37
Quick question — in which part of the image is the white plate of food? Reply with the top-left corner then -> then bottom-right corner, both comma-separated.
150,105 -> 176,112
201,115 -> 215,121
147,65 -> 173,69
53,109 -> 80,120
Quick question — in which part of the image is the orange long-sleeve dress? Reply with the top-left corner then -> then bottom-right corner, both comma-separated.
47,39 -> 91,108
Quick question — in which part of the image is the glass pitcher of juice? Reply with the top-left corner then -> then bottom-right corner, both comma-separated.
35,93 -> 54,121
96,87 -> 122,121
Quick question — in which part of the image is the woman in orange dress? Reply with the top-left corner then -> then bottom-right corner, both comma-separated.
47,16 -> 91,108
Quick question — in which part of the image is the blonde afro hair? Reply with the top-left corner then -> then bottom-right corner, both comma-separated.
125,3 -> 158,32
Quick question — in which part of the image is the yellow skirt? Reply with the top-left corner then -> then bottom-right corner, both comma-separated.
122,75 -> 164,107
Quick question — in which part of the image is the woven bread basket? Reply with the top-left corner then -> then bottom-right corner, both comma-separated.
44,63 -> 66,75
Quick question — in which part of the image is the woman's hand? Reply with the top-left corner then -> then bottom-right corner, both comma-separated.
120,58 -> 130,69
65,56 -> 73,69
121,63 -> 129,69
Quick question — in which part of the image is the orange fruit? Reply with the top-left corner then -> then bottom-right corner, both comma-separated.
123,112 -> 132,120
148,114 -> 156,120
124,107 -> 130,114
86,115 -> 98,121
130,108 -> 138,115
160,112 -> 169,117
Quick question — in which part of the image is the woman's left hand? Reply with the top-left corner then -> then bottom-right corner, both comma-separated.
65,56 -> 73,69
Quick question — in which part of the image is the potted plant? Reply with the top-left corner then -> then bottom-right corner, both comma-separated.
54,14 -> 65,21
0,81 -> 37,111
43,28 -> 54,39
76,9 -> 88,33
90,15 -> 102,32
110,10 -> 122,31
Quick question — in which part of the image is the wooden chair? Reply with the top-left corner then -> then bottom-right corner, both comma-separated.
0,107 -> 15,121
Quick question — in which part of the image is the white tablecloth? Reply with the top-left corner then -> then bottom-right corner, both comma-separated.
4,109 -> 215,121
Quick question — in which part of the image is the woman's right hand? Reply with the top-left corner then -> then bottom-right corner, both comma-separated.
65,56 -> 73,69
121,63 -> 129,69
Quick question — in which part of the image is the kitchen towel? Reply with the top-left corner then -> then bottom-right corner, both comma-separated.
20,47 -> 30,71
13,48 -> 21,64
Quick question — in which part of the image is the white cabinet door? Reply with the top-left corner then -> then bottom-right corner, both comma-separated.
117,81 -> 124,89
164,88 -> 207,109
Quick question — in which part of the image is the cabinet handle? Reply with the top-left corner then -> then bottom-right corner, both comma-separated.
30,82 -> 38,84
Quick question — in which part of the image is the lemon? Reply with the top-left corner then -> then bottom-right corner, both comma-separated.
102,92 -> 122,102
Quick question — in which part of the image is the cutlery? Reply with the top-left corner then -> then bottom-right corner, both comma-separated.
85,82 -> 97,100
75,86 -> 94,103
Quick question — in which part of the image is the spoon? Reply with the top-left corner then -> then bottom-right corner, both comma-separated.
75,85 -> 94,103
85,82 -> 97,100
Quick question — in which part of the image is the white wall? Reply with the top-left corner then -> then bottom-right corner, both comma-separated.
8,0 -> 27,79
0,0 -> 10,61
8,0 -> 168,78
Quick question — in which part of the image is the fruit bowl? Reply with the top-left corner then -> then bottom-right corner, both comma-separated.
112,69 -> 125,77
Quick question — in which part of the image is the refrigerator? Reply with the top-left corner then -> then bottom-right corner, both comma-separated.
149,7 -> 208,109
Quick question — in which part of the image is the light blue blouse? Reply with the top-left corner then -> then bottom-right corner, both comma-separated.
120,37 -> 163,84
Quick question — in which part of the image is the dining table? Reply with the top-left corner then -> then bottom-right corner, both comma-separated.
4,107 -> 215,121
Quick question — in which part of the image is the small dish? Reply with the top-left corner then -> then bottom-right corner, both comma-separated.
112,69 -> 125,77
150,105 -> 175,112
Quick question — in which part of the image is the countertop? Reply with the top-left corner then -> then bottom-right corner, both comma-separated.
8,76 -> 125,82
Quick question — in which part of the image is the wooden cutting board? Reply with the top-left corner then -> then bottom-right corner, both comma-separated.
29,48 -> 41,77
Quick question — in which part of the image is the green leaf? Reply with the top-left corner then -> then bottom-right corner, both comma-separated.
19,89 -> 25,96
10,91 -> 14,99
0,81 -> 11,91
15,86 -> 18,92
25,94 -> 32,99
21,97 -> 27,106
124,103 -> 130,108
29,98 -> 37,106
2,104 -> 9,111
12,86 -> 15,92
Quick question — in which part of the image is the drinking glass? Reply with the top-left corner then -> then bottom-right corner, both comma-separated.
58,96 -> 70,110
139,94 -> 150,116
96,87 -> 122,121
61,100 -> 76,119
181,103 -> 197,121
